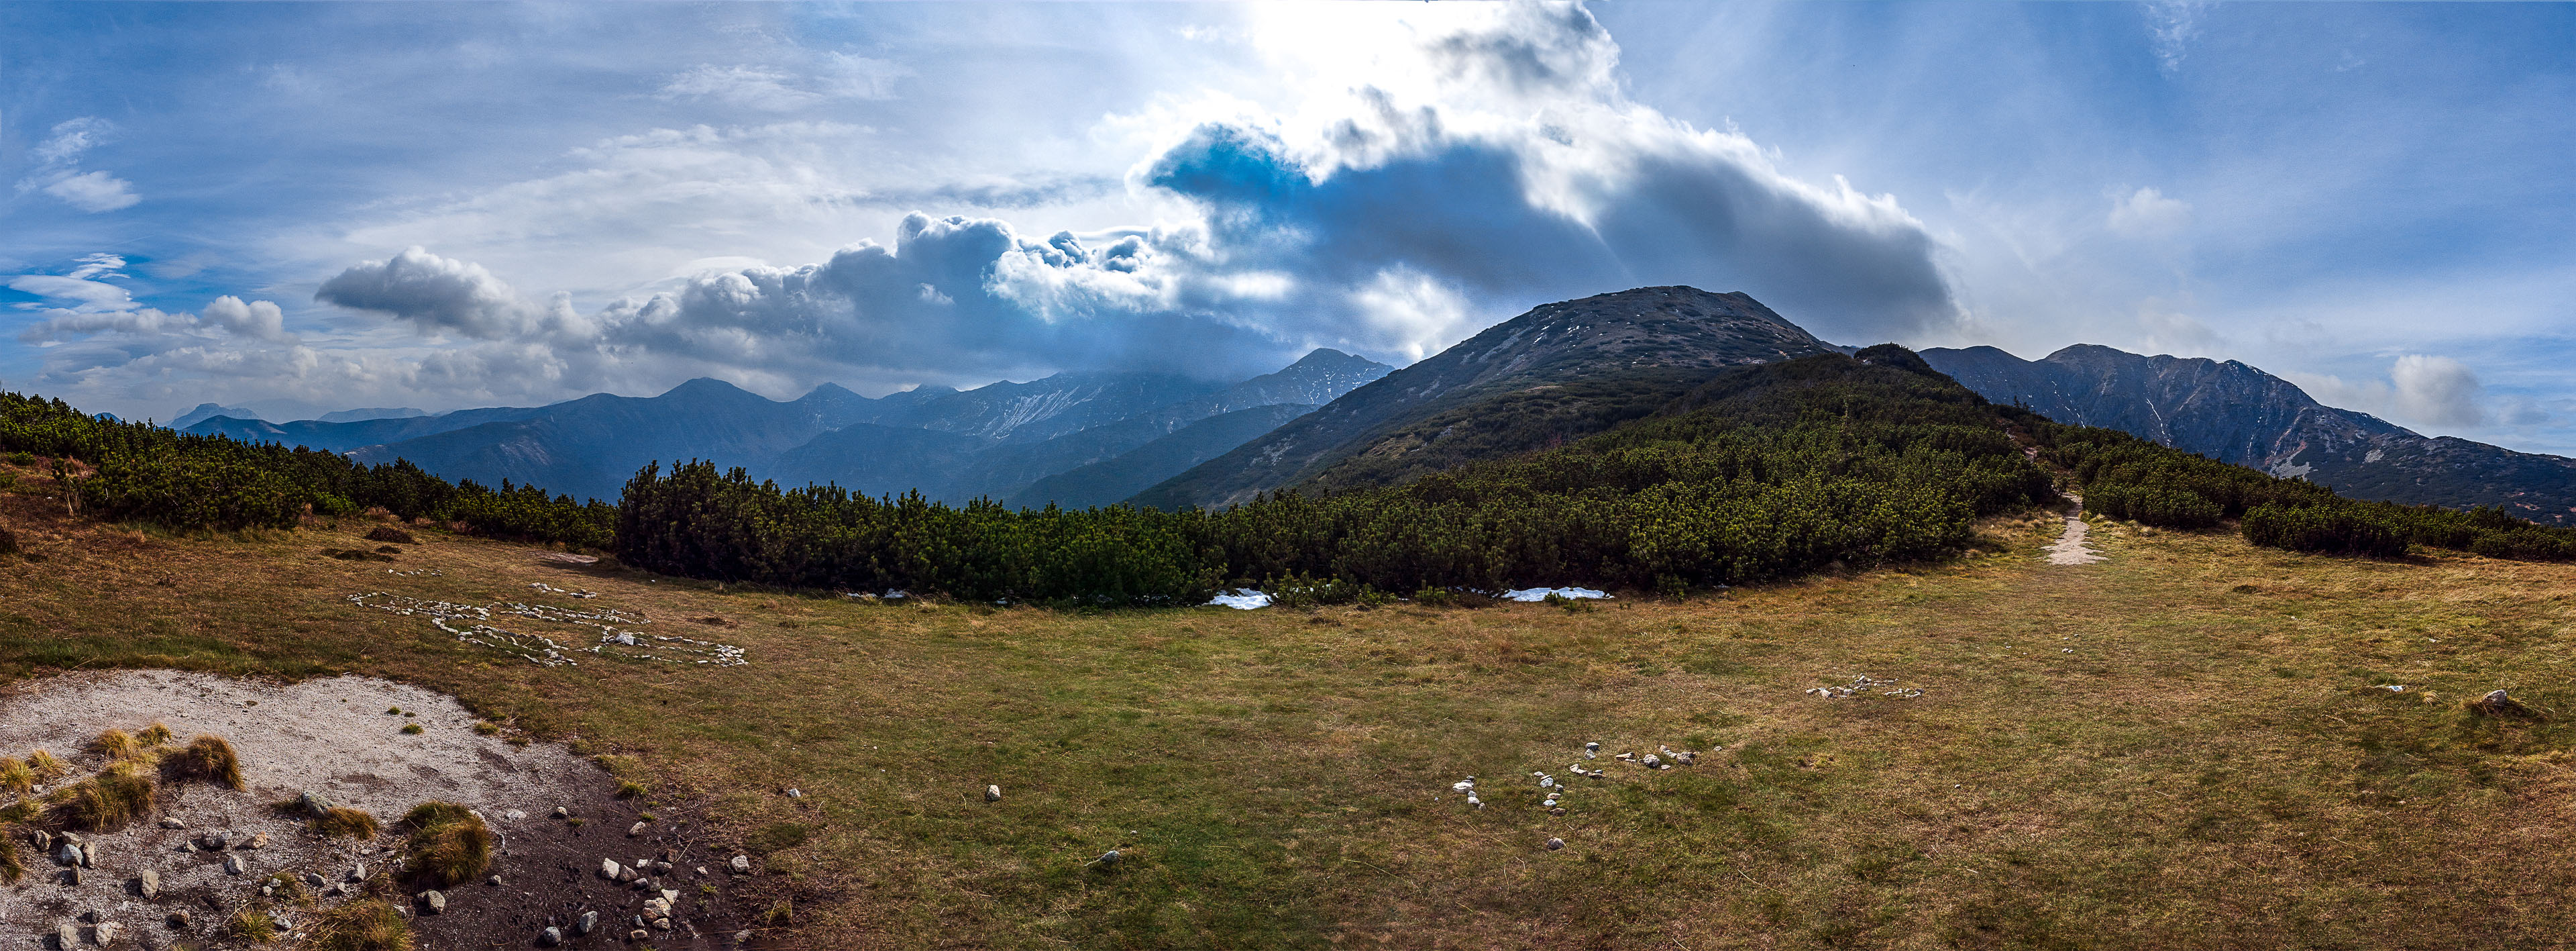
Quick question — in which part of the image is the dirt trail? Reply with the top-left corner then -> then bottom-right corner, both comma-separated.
2045,494 -> 2106,565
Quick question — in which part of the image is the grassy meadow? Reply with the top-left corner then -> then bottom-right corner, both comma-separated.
3,470 -> 2575,948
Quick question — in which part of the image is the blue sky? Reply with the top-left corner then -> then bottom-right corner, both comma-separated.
3,2 -> 2571,453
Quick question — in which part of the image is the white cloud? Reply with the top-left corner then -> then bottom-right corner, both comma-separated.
31,117 -> 113,163
15,117 -> 140,212
2389,354 -> 2485,428
40,170 -> 142,212
2107,187 -> 2191,237
2291,354 -> 2489,431
314,246 -> 587,342
2145,1 -> 2206,74
659,56 -> 910,111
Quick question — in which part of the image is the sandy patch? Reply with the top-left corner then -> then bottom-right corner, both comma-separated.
0,670 -> 744,948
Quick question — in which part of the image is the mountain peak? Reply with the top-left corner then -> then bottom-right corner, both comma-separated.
660,377 -> 757,400
170,402 -> 262,429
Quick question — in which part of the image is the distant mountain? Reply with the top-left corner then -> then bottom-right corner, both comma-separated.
317,407 -> 428,423
170,403 -> 259,429
1007,403 -> 1320,509
345,379 -> 878,502
189,349 -> 1389,507
767,350 -> 1391,503
1921,344 -> 2576,525
1130,287 -> 1834,509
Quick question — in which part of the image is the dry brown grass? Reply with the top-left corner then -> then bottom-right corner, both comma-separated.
54,760 -> 154,830
306,896 -> 411,951
86,728 -> 142,760
7,489 -> 2576,947
21,750 -> 62,781
401,800 -> 490,886
165,734 -> 244,789
315,806 -> 379,839
0,758 -> 30,795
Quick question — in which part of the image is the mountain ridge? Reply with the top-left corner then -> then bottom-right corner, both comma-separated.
1921,344 -> 2576,524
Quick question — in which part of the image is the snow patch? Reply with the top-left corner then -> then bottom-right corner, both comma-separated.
1207,589 -> 1273,610
1503,587 -> 1609,602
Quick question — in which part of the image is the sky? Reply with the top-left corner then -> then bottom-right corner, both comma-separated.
3,1 -> 2572,453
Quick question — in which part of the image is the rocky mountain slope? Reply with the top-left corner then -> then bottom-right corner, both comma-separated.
1130,287 -> 1834,509
1921,344 -> 2576,524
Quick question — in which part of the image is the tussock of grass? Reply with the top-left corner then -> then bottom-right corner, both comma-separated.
0,798 -> 37,824
471,721 -> 500,736
87,728 -> 144,760
23,750 -> 62,781
316,806 -> 379,839
307,897 -> 411,951
138,721 -> 174,746
0,758 -> 30,794
166,734 -> 244,789
0,827 -> 22,884
399,723 -> 423,735
225,906 -> 280,942
55,760 -> 154,830
613,779 -> 646,799
402,801 -> 491,886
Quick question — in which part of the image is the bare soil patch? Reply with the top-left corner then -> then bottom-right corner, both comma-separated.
0,670 -> 751,948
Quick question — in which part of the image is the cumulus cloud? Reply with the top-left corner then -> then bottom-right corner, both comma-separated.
15,117 -> 140,212
580,0 -> 1960,383
50,1 -> 1964,411
2294,354 -> 2491,431
314,246 -> 585,341
2107,187 -> 2191,237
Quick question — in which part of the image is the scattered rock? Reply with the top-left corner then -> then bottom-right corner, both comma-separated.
136,869 -> 159,899
298,790 -> 334,818
984,785 -> 1002,803
537,926 -> 564,947
488,874 -> 502,887
165,911 -> 190,930
576,910 -> 598,935
504,809 -> 527,821
1546,838 -> 1565,850
242,832 -> 268,850
62,866 -> 83,886
54,842 -> 81,866
302,872 -> 328,889
1673,751 -> 1697,766
1641,754 -> 1662,769
2469,689 -> 2537,718
785,788 -> 803,799
1092,849 -> 1122,868
158,817 -> 187,830
223,855 -> 246,875
93,921 -> 122,945
30,830 -> 52,852
1549,807 -> 1567,816
347,862 -> 368,882
627,821 -> 648,837
735,931 -> 755,944
600,858 -> 623,880
418,889 -> 446,914
201,832 -> 228,851
729,854 -> 751,875
54,923 -> 76,949
553,806 -> 571,819
630,930 -> 649,941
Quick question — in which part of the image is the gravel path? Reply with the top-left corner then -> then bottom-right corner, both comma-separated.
2045,495 -> 2106,565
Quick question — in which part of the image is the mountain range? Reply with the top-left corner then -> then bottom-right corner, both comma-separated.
172,284 -> 2576,525
181,349 -> 1389,505
1919,345 -> 2576,525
